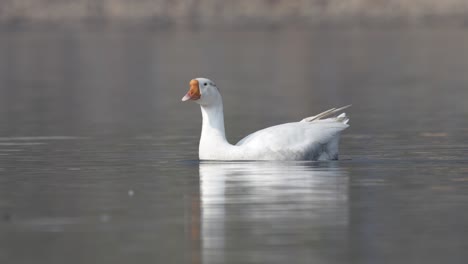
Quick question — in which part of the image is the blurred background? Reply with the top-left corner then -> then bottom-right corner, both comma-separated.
0,1 -> 468,264
2,0 -> 468,28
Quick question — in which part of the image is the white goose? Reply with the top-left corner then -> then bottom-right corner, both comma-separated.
182,78 -> 350,161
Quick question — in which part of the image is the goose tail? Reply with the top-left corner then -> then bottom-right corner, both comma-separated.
301,105 -> 351,124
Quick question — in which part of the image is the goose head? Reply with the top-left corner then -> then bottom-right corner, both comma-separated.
181,78 -> 220,106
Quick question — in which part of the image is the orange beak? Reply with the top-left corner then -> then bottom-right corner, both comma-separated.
182,79 -> 201,101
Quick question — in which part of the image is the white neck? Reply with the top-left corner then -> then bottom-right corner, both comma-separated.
199,99 -> 236,159
200,99 -> 227,143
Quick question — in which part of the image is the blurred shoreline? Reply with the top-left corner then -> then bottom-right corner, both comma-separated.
1,0 -> 468,30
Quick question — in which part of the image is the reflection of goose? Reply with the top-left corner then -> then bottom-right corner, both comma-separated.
199,162 -> 349,263
182,78 -> 350,161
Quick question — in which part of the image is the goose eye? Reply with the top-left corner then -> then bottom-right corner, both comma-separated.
204,83 -> 208,86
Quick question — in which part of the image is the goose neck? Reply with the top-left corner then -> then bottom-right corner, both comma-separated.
200,101 -> 226,141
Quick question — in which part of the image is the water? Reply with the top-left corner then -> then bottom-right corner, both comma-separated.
0,28 -> 467,264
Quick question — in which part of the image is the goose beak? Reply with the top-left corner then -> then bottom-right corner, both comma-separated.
181,79 -> 201,101
181,93 -> 191,101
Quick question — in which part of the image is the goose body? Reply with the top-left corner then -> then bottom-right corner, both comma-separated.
182,78 -> 350,161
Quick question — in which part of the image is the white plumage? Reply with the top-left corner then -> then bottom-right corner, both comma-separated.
182,78 -> 350,161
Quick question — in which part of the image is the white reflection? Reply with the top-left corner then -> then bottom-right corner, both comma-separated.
199,162 -> 349,264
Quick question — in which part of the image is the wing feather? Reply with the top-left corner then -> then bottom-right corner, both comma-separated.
301,105 -> 351,123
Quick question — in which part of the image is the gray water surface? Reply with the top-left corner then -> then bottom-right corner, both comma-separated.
0,29 -> 467,264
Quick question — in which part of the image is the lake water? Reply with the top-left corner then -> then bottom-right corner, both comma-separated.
0,28 -> 467,264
